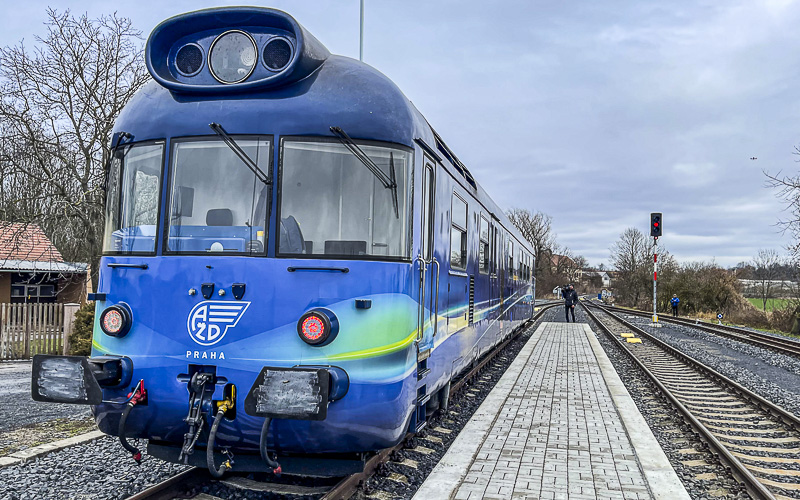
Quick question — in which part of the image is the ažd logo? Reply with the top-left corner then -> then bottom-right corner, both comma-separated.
187,301 -> 250,346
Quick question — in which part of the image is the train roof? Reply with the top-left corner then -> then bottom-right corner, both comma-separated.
119,6 -> 533,255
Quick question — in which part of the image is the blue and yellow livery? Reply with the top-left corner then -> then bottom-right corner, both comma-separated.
31,6 -> 536,476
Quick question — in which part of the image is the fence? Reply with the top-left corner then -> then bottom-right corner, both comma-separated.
0,303 -> 80,360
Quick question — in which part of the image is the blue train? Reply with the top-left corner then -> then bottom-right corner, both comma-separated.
31,7 -> 535,476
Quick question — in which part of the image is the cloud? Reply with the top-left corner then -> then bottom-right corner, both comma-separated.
0,0 -> 795,270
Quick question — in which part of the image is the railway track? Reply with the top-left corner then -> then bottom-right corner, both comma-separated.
601,303 -> 800,358
583,302 -> 800,500
127,302 -> 561,500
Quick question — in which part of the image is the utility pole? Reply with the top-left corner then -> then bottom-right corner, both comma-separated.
359,0 -> 365,62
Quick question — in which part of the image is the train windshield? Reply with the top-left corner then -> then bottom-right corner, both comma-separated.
279,139 -> 412,259
103,142 -> 165,254
166,137 -> 271,254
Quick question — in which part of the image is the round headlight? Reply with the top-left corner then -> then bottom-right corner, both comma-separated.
175,43 -> 204,76
209,30 -> 257,84
297,309 -> 339,346
262,37 -> 292,71
100,304 -> 132,338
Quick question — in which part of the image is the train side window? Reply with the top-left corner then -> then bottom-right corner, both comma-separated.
103,141 -> 165,255
525,253 -> 530,281
479,215 -> 490,274
508,240 -> 514,274
492,225 -> 498,274
526,254 -> 531,281
450,194 -> 467,270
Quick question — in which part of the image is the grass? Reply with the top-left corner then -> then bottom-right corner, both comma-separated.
745,297 -> 793,312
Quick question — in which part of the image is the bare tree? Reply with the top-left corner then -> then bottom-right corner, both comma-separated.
609,227 -> 653,307
0,9 -> 149,288
506,208 -> 557,282
751,248 -> 783,311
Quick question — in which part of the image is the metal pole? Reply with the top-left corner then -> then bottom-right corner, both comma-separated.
359,0 -> 364,62
653,237 -> 658,323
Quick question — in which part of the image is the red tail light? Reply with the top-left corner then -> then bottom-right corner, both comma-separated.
301,316 -> 326,342
99,304 -> 132,338
297,309 -> 339,346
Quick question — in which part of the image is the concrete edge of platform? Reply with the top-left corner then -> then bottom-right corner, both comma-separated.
411,322 -> 545,500
582,323 -> 691,500
0,430 -> 105,468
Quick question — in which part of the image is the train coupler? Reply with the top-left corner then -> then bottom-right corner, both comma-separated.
179,372 -> 214,463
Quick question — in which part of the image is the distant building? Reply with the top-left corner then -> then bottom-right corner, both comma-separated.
582,270 -> 611,287
0,222 -> 88,304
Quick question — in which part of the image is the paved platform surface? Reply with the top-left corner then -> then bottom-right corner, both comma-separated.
414,322 -> 688,500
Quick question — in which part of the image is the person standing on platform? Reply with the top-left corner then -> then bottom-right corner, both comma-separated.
564,284 -> 578,322
670,294 -> 680,317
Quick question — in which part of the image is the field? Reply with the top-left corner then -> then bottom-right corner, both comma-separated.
746,297 -> 794,312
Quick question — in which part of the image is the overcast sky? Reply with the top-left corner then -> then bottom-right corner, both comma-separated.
3,1 -> 799,267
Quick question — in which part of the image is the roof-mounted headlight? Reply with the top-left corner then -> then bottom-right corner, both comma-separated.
209,30 -> 257,84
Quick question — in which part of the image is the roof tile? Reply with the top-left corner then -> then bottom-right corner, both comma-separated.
0,223 -> 64,263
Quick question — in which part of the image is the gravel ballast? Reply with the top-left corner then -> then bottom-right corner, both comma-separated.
0,436 -> 188,500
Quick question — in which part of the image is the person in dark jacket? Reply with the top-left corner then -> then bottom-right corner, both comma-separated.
670,294 -> 680,317
563,284 -> 578,322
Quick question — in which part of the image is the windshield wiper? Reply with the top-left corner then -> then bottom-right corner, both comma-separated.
330,126 -> 399,218
209,123 -> 271,185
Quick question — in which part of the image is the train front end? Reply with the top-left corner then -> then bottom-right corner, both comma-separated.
31,7 -> 427,475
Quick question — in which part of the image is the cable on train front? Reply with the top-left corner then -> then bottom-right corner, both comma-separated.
31,6 -> 423,478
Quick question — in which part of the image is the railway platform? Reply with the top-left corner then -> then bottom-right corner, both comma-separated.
413,322 -> 689,500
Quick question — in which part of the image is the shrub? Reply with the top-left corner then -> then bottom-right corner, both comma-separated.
769,305 -> 800,334
69,301 -> 95,355
727,304 -> 770,329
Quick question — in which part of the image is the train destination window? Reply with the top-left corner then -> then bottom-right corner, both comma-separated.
279,139 -> 412,259
450,194 -> 467,270
479,216 -> 490,274
166,137 -> 271,255
103,142 -> 165,254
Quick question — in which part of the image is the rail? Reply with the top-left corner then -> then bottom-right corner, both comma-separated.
602,303 -> 800,358
583,302 -> 800,500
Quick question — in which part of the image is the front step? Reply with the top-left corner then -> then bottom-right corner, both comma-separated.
412,347 -> 433,432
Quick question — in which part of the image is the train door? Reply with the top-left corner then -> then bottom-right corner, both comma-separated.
412,157 -> 438,433
417,159 -> 438,353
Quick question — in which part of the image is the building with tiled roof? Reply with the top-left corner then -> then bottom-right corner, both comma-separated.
0,222 -> 88,303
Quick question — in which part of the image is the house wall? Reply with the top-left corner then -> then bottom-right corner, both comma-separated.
58,274 -> 87,304
0,273 -> 10,302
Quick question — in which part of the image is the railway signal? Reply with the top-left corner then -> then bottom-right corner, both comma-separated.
650,213 -> 663,323
650,213 -> 662,237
